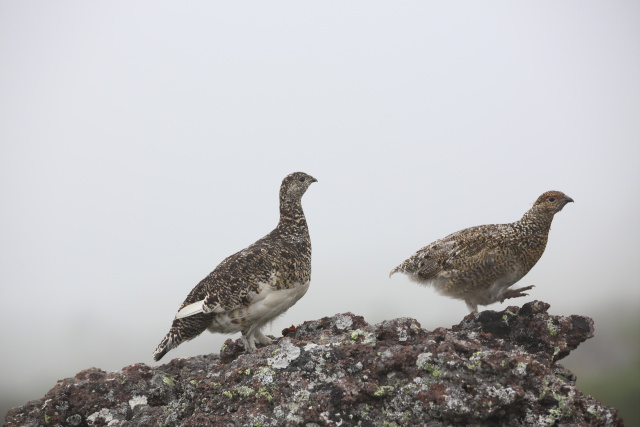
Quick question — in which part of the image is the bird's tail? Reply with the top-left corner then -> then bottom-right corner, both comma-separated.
153,332 -> 178,362
389,265 -> 402,278
152,314 -> 214,362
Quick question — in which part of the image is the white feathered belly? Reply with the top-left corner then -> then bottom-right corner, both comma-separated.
409,269 -> 523,305
207,281 -> 310,334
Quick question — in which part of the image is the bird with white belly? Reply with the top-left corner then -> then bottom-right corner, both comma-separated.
153,172 -> 316,361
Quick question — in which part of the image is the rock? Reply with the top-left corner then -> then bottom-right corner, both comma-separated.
4,301 -> 625,426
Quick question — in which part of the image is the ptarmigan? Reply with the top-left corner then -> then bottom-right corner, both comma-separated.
389,191 -> 573,312
153,172 -> 317,361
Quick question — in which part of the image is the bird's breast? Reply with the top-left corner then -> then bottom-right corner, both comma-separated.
238,280 -> 310,324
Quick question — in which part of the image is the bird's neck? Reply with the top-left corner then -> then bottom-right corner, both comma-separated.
277,200 -> 309,233
518,207 -> 554,234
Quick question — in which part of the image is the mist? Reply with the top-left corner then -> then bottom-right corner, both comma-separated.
1,1 -> 638,422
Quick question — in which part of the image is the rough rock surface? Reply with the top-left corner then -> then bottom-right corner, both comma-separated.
5,301 -> 624,426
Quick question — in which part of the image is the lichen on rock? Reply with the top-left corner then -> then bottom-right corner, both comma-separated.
4,302 -> 625,426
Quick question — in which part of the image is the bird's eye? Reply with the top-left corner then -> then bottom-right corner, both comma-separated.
299,177 -> 305,182
548,197 -> 556,202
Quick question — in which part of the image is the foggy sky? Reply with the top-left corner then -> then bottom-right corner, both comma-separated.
1,1 -> 638,415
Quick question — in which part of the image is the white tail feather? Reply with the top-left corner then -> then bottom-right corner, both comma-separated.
175,300 -> 204,319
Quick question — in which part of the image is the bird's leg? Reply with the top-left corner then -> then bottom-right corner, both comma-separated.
240,331 -> 257,353
501,285 -> 535,303
465,301 -> 479,313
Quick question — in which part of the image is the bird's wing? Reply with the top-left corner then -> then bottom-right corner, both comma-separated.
401,225 -> 503,279
389,237 -> 455,278
175,300 -> 205,319
443,226 -> 500,258
175,239 -> 284,319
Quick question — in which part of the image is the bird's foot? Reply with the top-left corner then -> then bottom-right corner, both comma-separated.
501,285 -> 535,303
240,335 -> 256,353
256,331 -> 273,346
241,331 -> 274,353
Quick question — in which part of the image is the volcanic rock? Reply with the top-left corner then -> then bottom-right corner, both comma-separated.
4,301 -> 624,426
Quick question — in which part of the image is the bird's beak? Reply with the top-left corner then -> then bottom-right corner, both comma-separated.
558,196 -> 574,211
310,177 -> 318,183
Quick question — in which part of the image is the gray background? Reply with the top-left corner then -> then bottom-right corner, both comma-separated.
1,1 -> 638,422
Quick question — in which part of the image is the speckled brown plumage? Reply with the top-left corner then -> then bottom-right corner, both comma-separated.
389,191 -> 573,312
153,172 -> 316,361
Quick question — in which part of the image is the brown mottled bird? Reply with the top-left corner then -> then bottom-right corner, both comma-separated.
389,191 -> 573,312
153,172 -> 316,361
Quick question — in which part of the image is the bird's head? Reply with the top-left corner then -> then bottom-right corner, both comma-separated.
533,190 -> 574,215
280,172 -> 317,203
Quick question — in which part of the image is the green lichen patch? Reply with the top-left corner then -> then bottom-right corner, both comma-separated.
415,352 -> 443,378
425,363 -> 441,378
374,385 -> 395,397
255,365 -> 277,385
344,328 -> 377,345
221,385 -> 256,399
236,385 -> 255,397
255,387 -> 273,402
465,351 -> 484,371
547,321 -> 560,336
